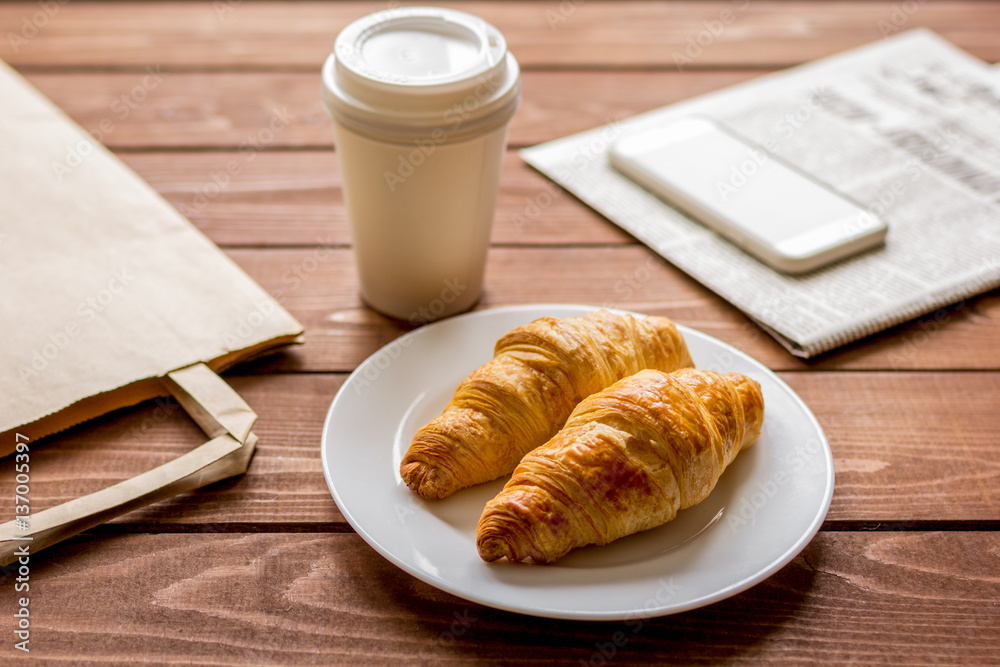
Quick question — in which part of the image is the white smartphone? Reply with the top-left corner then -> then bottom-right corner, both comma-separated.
608,116 -> 887,274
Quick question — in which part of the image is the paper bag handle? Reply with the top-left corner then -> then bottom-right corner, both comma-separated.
0,363 -> 258,566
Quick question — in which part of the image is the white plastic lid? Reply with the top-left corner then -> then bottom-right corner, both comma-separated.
322,7 -> 521,144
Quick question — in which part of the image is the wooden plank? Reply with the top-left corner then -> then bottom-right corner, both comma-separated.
2,2 -> 995,661
0,531 -> 997,664
2,1 -> 1000,69
119,150 -> 633,247
0,374 -> 346,526
19,70 -> 758,148
1,372 -> 997,526
784,372 -> 1000,522
215,247 -> 1000,372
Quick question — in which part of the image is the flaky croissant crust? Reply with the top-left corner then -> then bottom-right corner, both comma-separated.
400,310 -> 694,499
476,368 -> 764,564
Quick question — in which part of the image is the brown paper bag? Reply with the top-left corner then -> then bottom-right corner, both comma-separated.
0,60 -> 304,565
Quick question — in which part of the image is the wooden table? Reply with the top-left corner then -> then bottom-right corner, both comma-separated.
2,2 -> 999,663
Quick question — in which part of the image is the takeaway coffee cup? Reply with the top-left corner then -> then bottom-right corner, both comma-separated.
322,7 -> 521,322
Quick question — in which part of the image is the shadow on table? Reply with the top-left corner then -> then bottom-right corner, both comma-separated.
0,529 -> 818,663
387,544 -> 820,665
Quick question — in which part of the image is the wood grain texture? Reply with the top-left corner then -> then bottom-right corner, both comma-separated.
0,531 -> 997,664
1,373 -> 997,526
784,372 -> 1000,521
119,150 -> 633,247
213,247 -> 1000,372
0,374 -> 345,526
19,70 -> 758,148
3,1 -> 1000,662
2,1 -> 999,69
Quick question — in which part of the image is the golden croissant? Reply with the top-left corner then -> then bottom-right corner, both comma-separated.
477,368 -> 764,564
400,310 -> 693,499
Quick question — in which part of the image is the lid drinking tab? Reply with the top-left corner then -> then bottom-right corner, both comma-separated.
359,28 -> 481,82
322,7 -> 520,143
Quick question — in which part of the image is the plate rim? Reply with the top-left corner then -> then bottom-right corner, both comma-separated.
320,303 -> 835,620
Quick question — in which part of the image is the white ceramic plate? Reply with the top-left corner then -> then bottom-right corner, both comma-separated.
321,305 -> 834,620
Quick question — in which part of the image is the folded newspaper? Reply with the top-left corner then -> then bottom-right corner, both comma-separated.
522,29 -> 1000,357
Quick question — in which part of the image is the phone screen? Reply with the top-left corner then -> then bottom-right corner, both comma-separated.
609,116 -> 887,273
